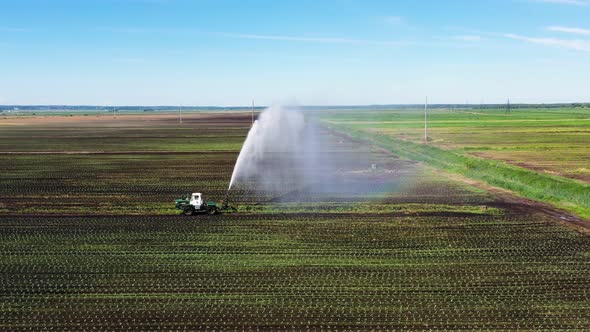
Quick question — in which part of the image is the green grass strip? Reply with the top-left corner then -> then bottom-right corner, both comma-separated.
326,123 -> 590,219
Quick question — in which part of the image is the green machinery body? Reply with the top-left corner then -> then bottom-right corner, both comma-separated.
174,192 -> 235,216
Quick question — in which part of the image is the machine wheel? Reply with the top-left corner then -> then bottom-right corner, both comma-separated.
207,207 -> 218,215
183,207 -> 194,216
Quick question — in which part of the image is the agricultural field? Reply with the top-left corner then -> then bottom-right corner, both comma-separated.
323,108 -> 590,219
323,108 -> 590,182
0,114 -> 246,215
0,112 -> 589,330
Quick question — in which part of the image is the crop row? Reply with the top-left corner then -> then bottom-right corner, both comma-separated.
0,214 -> 589,330
0,152 -> 497,215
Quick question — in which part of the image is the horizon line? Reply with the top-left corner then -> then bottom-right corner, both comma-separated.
1,102 -> 589,109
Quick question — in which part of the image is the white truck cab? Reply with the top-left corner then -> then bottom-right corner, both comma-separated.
189,193 -> 203,208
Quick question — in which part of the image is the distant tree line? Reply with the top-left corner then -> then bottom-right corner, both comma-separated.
0,103 -> 588,112
0,106 -> 265,112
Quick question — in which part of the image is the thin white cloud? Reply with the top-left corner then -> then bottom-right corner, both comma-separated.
454,35 -> 482,42
504,33 -> 590,51
217,32 -> 406,46
0,27 -> 29,32
97,27 -> 171,33
97,27 -> 407,46
547,26 -> 590,36
529,0 -> 589,5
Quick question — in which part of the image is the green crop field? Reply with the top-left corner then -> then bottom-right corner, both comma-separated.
323,107 -> 590,219
2,213 -> 589,331
323,108 -> 590,181
0,112 -> 589,331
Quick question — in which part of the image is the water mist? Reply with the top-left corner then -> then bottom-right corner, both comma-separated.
228,104 -> 313,193
227,104 -> 413,203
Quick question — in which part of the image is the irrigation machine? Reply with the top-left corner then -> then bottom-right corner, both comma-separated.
175,192 -> 236,216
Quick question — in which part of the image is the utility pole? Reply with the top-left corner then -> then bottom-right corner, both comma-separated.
424,96 -> 429,142
506,98 -> 512,115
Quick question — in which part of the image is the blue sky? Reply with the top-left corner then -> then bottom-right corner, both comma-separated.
0,0 -> 589,106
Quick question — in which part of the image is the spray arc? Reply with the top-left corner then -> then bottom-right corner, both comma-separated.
225,103 -> 403,206
227,104 -> 312,197
229,120 -> 260,191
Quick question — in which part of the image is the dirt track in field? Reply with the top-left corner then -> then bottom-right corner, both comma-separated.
324,126 -> 590,230
436,170 -> 590,233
